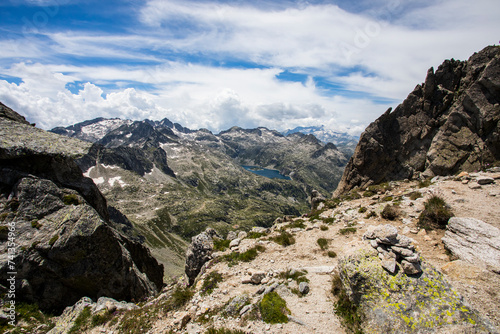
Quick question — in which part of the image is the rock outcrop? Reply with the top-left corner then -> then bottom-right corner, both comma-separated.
338,247 -> 495,333
442,217 -> 500,273
185,228 -> 219,286
0,106 -> 164,312
335,45 -> 500,196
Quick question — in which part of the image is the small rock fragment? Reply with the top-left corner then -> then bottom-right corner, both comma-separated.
401,260 -> 422,275
299,282 -> 310,295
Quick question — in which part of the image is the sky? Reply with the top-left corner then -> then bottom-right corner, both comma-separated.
0,0 -> 499,135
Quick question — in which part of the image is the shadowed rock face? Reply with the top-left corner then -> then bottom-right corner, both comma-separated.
335,45 -> 500,196
0,107 -> 164,313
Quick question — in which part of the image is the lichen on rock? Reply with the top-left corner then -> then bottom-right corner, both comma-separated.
337,247 -> 495,333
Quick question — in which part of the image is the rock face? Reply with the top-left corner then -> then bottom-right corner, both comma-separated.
338,247 -> 495,333
0,109 -> 164,312
335,45 -> 500,196
442,217 -> 500,272
185,228 -> 219,286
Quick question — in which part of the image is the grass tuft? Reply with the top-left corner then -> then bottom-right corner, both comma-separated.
381,204 -> 399,220
259,291 -> 289,324
201,271 -> 224,296
417,195 -> 453,230
317,238 -> 329,250
271,231 -> 295,247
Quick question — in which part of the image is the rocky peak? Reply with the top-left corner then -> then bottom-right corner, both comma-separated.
334,45 -> 500,196
0,102 -> 31,125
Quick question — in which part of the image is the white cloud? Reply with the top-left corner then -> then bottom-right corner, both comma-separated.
0,0 -> 499,136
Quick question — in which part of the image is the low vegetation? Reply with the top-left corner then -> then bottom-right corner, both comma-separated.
381,204 -> 399,220
201,271 -> 224,296
332,274 -> 364,334
279,269 -> 309,284
63,194 -> 80,205
417,195 -> 454,230
259,291 -> 290,324
213,238 -> 231,251
339,227 -> 357,235
221,245 -> 266,266
271,231 -> 295,247
205,328 -> 247,334
317,237 -> 329,250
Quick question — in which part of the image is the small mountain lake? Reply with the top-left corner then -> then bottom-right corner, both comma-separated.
242,165 -> 291,180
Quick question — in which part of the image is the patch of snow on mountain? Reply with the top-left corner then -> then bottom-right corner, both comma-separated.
83,166 -> 95,177
80,119 -> 132,141
93,177 -> 105,185
101,164 -> 120,169
109,176 -> 127,187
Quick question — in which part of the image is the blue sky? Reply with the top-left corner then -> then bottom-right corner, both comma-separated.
0,0 -> 499,135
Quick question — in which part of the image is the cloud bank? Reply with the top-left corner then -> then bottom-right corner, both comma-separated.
0,0 -> 499,135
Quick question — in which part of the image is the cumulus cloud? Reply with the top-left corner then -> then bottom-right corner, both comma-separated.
0,0 -> 499,135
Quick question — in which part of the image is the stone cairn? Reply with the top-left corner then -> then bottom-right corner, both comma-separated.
363,224 -> 422,275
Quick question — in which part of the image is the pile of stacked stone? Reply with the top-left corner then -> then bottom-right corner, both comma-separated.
363,224 -> 422,275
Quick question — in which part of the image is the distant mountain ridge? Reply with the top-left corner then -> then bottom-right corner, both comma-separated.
282,125 -> 359,156
50,115 -> 349,275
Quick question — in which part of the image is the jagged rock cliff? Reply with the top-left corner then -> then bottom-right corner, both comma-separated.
335,45 -> 500,196
0,106 -> 164,312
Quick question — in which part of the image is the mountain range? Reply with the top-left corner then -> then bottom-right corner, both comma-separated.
50,117 -> 350,276
1,45 -> 499,334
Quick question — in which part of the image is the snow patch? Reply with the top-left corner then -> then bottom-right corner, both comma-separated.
83,166 -> 95,177
109,176 -> 127,187
93,177 -> 105,185
101,164 -> 120,169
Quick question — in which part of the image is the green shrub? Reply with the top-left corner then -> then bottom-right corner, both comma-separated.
271,231 -> 295,247
409,191 -> 422,200
358,207 -> 367,214
363,190 -> 375,197
69,306 -> 92,333
63,194 -> 80,205
0,212 -> 9,221
201,271 -> 224,296
91,311 -> 113,327
246,231 -> 266,239
320,225 -> 329,231
31,220 -> 42,229
170,285 -> 195,309
365,211 -> 377,219
205,327 -> 247,334
339,227 -> 357,235
259,291 -> 289,324
382,196 -> 393,202
332,274 -> 363,334
367,182 -> 392,193
417,196 -> 454,230
213,239 -> 231,251
222,245 -> 265,266
317,238 -> 329,250
381,204 -> 399,220
327,251 -> 337,258
418,178 -> 433,188
323,217 -> 335,224
49,234 -> 59,246
279,269 -> 309,284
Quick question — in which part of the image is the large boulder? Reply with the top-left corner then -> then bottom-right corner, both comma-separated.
185,228 -> 219,286
337,247 -> 495,333
335,45 -> 500,196
442,217 -> 500,273
0,108 -> 164,312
